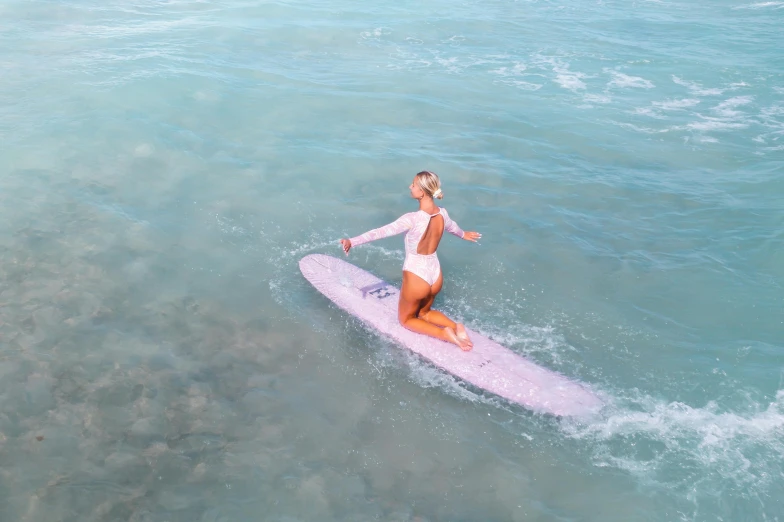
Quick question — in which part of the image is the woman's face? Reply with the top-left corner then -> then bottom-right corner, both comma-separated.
409,177 -> 425,199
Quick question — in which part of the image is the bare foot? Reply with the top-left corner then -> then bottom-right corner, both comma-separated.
455,323 -> 473,348
444,327 -> 473,351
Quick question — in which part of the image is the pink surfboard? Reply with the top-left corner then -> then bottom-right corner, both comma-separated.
299,254 -> 603,418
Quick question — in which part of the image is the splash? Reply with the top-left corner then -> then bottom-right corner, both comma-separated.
560,389 -> 784,513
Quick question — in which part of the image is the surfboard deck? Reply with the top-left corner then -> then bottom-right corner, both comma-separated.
299,254 -> 603,418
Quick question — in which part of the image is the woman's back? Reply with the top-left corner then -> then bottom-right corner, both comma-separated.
347,207 -> 465,254
416,212 -> 445,255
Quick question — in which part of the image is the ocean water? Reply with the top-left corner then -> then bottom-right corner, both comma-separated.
0,0 -> 782,520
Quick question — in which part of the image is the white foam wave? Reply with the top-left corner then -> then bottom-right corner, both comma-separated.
664,96 -> 755,134
434,55 -> 462,74
713,95 -> 754,117
532,56 -> 589,92
673,76 -> 724,96
758,103 -> 784,140
607,71 -> 654,89
634,107 -> 668,119
652,98 -> 700,110
729,81 -> 750,90
562,390 -> 784,493
61,18 -> 203,39
732,1 -> 784,9
553,65 -> 587,91
502,80 -> 543,91
685,119 -> 748,132
491,63 -> 528,77
634,98 -> 701,120
756,103 -> 784,151
615,121 -> 669,134
491,62 -> 543,91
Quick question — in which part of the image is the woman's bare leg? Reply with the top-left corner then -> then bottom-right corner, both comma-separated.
398,271 -> 471,351
416,273 -> 453,327
416,273 -> 473,348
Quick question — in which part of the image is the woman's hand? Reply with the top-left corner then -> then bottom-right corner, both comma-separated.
340,238 -> 352,254
462,231 -> 481,243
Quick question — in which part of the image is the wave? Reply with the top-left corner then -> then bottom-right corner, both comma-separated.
672,76 -> 725,96
560,389 -> 784,508
732,1 -> 784,9
553,65 -> 587,91
652,98 -> 701,110
607,71 -> 655,90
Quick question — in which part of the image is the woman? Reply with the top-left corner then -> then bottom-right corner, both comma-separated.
340,171 -> 481,351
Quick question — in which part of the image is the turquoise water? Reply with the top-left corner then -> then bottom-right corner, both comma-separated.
1,0 -> 782,520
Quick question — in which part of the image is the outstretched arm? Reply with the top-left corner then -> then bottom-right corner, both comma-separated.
444,215 -> 465,239
443,210 -> 481,243
340,213 -> 413,254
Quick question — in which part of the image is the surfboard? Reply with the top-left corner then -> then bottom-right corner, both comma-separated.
299,254 -> 603,418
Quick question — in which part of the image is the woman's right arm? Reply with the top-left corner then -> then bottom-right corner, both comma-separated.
341,214 -> 413,254
442,209 -> 481,243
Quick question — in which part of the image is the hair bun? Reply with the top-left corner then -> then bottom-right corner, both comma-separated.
415,171 -> 443,200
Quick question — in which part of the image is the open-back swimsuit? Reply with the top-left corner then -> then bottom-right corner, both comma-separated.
349,208 -> 465,285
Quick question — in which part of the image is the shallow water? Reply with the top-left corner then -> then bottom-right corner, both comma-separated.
1,0 -> 782,520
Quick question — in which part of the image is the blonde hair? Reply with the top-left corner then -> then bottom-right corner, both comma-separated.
415,171 -> 443,199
